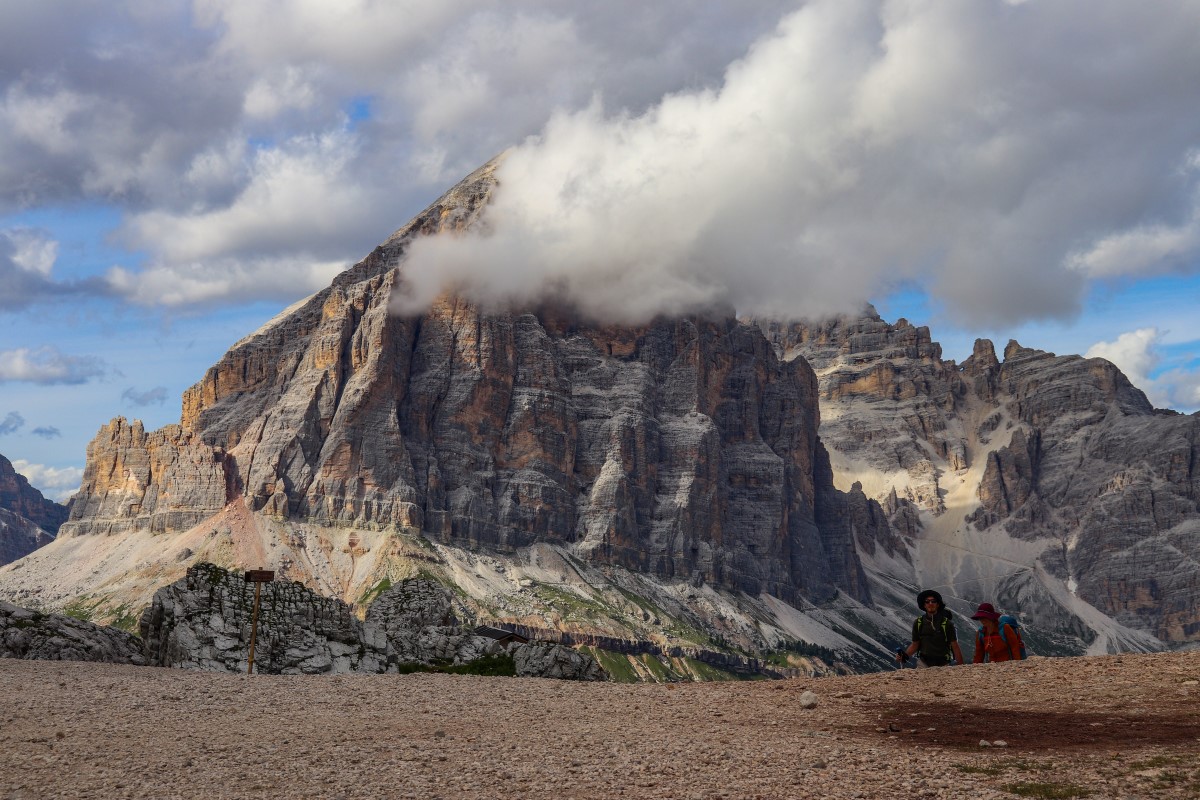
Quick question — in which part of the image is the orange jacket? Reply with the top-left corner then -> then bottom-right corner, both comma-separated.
973,624 -> 1022,663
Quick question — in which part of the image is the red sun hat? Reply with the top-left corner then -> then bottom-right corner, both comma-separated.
971,602 -> 1001,622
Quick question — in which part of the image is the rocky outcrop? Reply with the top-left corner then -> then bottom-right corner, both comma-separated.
139,566 -> 609,679
366,578 -> 500,666
1,600 -> 145,664
0,453 -> 64,565
140,562 -> 389,674
511,642 -> 607,681
59,418 -> 230,538
0,453 -> 67,534
64,158 -> 881,611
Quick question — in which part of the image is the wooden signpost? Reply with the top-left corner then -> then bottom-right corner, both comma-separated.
244,569 -> 275,674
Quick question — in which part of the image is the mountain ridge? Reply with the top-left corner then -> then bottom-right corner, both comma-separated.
1,161 -> 1193,673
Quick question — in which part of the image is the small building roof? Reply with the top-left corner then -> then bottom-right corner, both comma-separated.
473,625 -> 530,643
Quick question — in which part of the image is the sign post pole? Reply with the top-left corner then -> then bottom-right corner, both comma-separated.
243,569 -> 275,675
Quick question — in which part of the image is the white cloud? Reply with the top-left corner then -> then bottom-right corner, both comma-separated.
2,229 -> 57,276
1086,328 -> 1200,412
106,255 -> 345,308
11,458 -> 83,503
121,386 -> 169,407
394,0 -> 1200,327
1069,209 -> 1200,278
0,346 -> 106,384
2,0 -> 1200,326
243,66 -> 318,119
1085,328 -> 1162,392
119,130 -> 369,263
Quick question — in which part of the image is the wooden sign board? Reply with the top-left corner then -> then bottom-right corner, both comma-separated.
244,570 -> 275,583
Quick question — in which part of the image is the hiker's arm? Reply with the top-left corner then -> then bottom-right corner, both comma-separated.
951,641 -> 965,665
898,641 -> 918,661
972,634 -> 984,664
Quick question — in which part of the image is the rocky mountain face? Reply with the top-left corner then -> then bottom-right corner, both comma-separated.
758,309 -> 1200,649
50,158 -> 882,625
0,454 -> 64,566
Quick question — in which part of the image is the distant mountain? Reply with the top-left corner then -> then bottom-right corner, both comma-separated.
0,453 -> 64,567
756,309 -> 1198,652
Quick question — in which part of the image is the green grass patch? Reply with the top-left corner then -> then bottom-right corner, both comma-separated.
61,597 -> 99,622
588,648 -> 640,683
528,582 -> 615,620
681,656 -> 741,681
1002,782 -> 1093,799
639,654 -> 673,682
957,765 -> 1006,777
108,605 -> 142,633
1131,755 -> 1186,770
357,577 -> 393,606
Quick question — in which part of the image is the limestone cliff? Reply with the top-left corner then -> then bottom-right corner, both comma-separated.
761,309 -> 1200,648
53,158 -> 880,622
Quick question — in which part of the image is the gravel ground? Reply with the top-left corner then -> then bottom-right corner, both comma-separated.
2,652 -> 1198,799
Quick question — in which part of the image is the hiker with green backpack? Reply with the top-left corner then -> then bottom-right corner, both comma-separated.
970,602 -> 1027,663
896,589 -> 966,667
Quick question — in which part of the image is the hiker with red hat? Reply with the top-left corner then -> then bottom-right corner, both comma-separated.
971,602 -> 1025,663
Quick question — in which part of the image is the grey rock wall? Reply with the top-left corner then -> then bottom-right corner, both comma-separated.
140,563 -> 389,674
1,600 -> 145,664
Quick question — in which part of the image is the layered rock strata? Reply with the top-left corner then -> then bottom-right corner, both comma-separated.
64,159 -> 883,609
0,509 -> 55,568
59,419 -> 229,538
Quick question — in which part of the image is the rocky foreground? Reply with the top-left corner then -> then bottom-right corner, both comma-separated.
2,651 -> 1197,799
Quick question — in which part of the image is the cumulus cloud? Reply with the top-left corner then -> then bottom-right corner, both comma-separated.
395,0 -> 1200,327
0,411 -> 24,435
1086,328 -> 1162,393
2,0 -> 792,309
121,386 -> 169,407
0,346 -> 106,384
1086,328 -> 1200,411
11,459 -> 83,503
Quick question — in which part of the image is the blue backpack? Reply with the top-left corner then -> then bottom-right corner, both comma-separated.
980,614 -> 1027,660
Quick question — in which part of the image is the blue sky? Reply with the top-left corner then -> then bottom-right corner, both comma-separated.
2,0 -> 1200,501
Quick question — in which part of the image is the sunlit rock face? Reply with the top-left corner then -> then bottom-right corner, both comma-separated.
60,159 -> 881,609
762,310 -> 1200,645
57,419 -> 229,539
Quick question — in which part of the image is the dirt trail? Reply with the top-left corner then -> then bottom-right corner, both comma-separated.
2,652 -> 1198,799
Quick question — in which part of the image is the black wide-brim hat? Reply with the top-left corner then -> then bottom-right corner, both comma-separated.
916,589 -> 945,611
